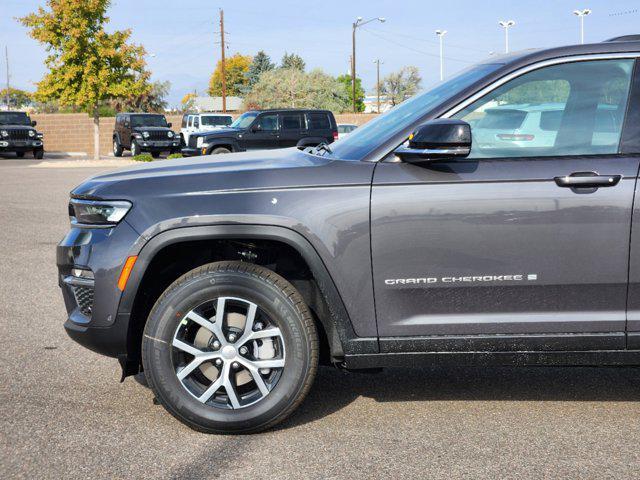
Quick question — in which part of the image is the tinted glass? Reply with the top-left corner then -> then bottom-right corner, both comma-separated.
256,113 -> 278,131
230,112 -> 258,129
307,113 -> 330,130
0,112 -> 31,125
454,59 -> 634,158
194,117 -> 200,128
181,114 -> 188,128
477,109 -> 527,129
130,114 -> 168,128
201,116 -> 233,126
328,63 -> 500,160
281,114 -> 303,130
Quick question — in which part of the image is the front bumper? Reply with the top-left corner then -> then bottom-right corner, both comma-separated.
180,147 -> 203,156
0,139 -> 43,152
136,139 -> 180,152
57,221 -> 141,358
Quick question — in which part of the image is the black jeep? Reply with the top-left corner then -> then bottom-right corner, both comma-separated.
0,111 -> 44,159
183,109 -> 338,156
113,113 -> 180,158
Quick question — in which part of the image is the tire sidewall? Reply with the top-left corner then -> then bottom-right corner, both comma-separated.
143,267 -> 312,432
131,140 -> 139,156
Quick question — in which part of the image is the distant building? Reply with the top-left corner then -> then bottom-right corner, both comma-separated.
192,96 -> 244,112
363,95 -> 392,114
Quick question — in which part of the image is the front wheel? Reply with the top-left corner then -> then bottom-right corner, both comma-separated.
33,149 -> 44,159
113,139 -> 123,157
142,261 -> 318,434
211,147 -> 231,155
131,139 -> 140,156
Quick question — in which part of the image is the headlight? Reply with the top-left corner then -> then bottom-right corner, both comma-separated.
196,137 -> 205,148
37,132 -> 44,139
68,199 -> 132,226
0,130 -> 8,138
142,131 -> 150,139
28,130 -> 35,137
167,131 -> 174,138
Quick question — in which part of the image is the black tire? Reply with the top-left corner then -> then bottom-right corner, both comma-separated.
180,134 -> 186,147
211,147 -> 231,155
16,152 -> 25,158
33,149 -> 44,159
142,261 -> 318,434
131,139 -> 140,156
113,138 -> 123,157
151,151 -> 161,158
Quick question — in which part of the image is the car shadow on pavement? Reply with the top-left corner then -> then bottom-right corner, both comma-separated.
278,365 -> 640,429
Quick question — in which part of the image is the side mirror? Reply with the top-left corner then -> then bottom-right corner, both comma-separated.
251,124 -> 262,133
167,122 -> 172,128
394,119 -> 471,164
31,120 -> 37,127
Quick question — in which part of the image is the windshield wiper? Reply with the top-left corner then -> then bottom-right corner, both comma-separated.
314,142 -> 333,156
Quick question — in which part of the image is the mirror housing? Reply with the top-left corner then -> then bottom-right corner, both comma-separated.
31,120 -> 37,127
251,124 -> 262,133
167,122 -> 172,128
394,119 -> 471,163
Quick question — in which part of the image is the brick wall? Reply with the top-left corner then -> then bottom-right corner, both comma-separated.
30,113 -> 378,156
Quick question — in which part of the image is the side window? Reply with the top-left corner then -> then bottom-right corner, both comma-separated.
307,113 -> 331,130
188,116 -> 194,128
194,116 -> 200,128
454,59 -> 634,158
281,113 -> 303,130
255,113 -> 278,131
181,115 -> 188,128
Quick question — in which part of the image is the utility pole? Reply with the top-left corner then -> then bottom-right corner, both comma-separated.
573,9 -> 592,44
499,20 -> 516,53
219,9 -> 227,113
351,16 -> 385,114
435,30 -> 447,81
4,46 -> 9,109
373,59 -> 383,114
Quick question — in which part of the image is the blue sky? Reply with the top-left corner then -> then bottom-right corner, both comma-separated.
2,0 -> 639,106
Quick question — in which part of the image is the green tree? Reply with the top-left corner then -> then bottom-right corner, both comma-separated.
21,0 -> 150,159
208,53 -> 252,97
281,52 -> 306,71
336,74 -> 365,112
180,92 -> 197,112
110,80 -> 170,112
244,68 -> 348,111
381,66 -> 422,106
246,51 -> 274,87
1,88 -> 33,108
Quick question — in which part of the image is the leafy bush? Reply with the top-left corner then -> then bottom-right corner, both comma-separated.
132,153 -> 154,162
167,153 -> 183,159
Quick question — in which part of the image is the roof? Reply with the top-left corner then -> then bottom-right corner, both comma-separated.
193,96 -> 244,112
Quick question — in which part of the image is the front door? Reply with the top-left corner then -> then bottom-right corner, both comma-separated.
371,57 -> 638,350
242,113 -> 279,150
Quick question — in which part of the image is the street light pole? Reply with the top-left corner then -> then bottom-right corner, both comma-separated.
573,8 -> 592,44
352,16 -> 386,113
373,59 -> 383,113
498,20 -> 516,53
435,30 -> 447,81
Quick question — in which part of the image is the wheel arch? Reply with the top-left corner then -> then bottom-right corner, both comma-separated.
120,225 -> 374,372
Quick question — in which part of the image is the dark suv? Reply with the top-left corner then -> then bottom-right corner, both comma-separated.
0,111 -> 44,159
182,109 -> 338,156
58,37 -> 640,434
113,113 -> 180,158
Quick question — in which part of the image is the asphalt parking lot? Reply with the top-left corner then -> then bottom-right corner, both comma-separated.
2,159 -> 640,479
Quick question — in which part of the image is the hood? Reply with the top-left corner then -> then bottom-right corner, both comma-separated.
132,126 -> 171,132
71,148 -> 368,200
191,127 -> 243,139
0,124 -> 36,130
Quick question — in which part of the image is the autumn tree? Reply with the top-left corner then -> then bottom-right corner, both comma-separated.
181,92 -> 197,112
381,66 -> 422,106
281,52 -> 306,71
244,68 -> 349,111
21,0 -> 150,159
336,74 -> 365,112
208,54 -> 252,97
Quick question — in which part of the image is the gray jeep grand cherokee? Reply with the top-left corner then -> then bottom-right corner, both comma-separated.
58,37 -> 640,433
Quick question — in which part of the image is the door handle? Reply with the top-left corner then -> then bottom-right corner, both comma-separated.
554,172 -> 621,188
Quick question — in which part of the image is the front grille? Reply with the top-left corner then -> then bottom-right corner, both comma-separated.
72,285 -> 94,316
148,130 -> 169,141
189,136 -> 198,148
8,129 -> 31,140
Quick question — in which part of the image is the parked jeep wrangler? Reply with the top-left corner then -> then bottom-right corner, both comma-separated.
113,113 -> 180,158
182,109 -> 338,156
59,37 -> 640,434
180,112 -> 234,147
0,111 -> 44,159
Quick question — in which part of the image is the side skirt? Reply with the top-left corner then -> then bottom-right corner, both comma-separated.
344,350 -> 640,369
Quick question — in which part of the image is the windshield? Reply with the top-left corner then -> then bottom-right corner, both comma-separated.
0,112 -> 31,126
328,64 -> 501,160
131,114 -> 168,128
202,115 -> 233,127
230,112 -> 258,129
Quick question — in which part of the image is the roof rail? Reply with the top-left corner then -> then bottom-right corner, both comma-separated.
604,34 -> 640,42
